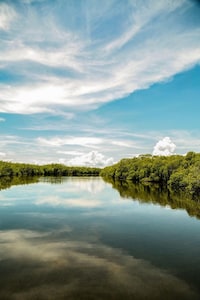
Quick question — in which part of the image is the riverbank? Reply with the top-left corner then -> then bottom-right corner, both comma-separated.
100,152 -> 200,198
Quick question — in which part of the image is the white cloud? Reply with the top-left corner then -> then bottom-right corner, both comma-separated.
37,136 -> 103,148
1,38 -> 83,72
104,0 -> 187,52
1,130 -> 200,165
112,141 -> 132,148
153,137 -> 176,156
0,152 -> 6,157
57,150 -> 84,156
0,1 -> 200,114
67,151 -> 114,167
0,3 -> 16,30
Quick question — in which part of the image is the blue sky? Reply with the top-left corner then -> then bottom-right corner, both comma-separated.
0,0 -> 200,166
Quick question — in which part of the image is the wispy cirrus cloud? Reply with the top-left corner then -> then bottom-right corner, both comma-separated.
0,0 -> 200,114
0,0 -> 200,165
104,0 -> 189,52
37,136 -> 103,148
0,3 -> 16,30
1,129 -> 200,165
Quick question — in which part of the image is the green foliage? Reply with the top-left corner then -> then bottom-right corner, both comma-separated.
1,152 -> 200,197
103,177 -> 200,219
0,161 -> 101,178
100,152 -> 200,197
0,176 -> 39,191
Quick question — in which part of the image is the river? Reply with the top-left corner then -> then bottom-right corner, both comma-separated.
0,176 -> 200,299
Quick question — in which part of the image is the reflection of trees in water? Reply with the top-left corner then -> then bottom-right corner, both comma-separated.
104,178 -> 200,219
39,176 -> 66,184
40,176 -> 105,193
0,176 -> 39,191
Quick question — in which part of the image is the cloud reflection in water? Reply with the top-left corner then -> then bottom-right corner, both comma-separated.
0,229 -> 198,300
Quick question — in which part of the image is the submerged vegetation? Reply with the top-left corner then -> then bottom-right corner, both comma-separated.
100,152 -> 200,198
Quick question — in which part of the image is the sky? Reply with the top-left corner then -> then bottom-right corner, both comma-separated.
0,0 -> 200,167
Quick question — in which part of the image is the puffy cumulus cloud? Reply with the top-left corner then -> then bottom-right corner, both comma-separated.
66,151 -> 114,167
0,229 -> 198,300
153,137 -> 176,156
0,0 -> 200,114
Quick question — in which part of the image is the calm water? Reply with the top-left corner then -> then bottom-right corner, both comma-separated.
0,177 -> 200,300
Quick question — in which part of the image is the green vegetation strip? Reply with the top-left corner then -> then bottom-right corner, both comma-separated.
0,161 -> 100,178
100,152 -> 200,198
1,151 -> 200,198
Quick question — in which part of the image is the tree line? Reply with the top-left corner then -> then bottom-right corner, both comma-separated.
0,161 -> 100,178
100,152 -> 200,198
1,152 -> 200,197
103,177 -> 200,219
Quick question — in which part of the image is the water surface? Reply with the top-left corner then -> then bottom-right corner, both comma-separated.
0,177 -> 200,299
